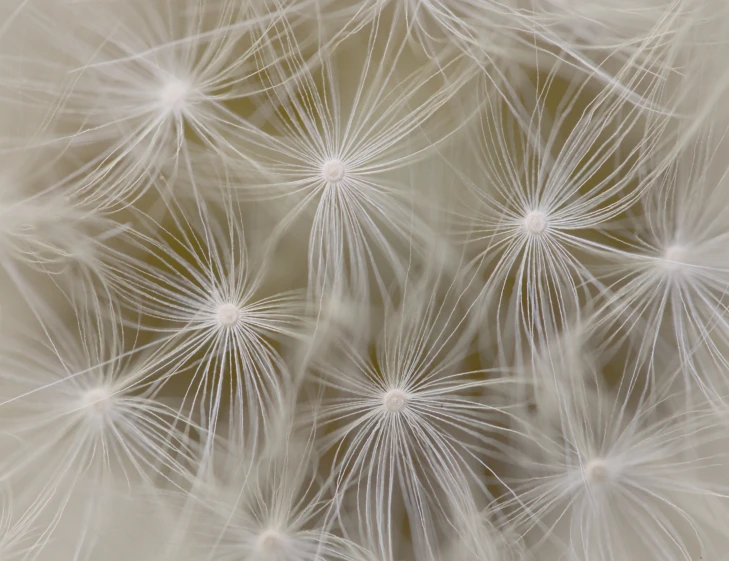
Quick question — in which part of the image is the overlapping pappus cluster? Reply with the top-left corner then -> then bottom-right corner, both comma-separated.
2,0 -> 729,560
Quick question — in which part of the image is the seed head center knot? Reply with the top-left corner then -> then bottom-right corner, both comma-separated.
585,458 -> 610,484
217,303 -> 240,328
82,387 -> 112,415
258,529 -> 284,553
322,159 -> 346,183
383,389 -> 408,413
160,79 -> 190,113
524,210 -> 548,235
662,244 -> 686,271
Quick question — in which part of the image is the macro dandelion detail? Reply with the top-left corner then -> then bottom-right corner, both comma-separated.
1,1 -> 729,560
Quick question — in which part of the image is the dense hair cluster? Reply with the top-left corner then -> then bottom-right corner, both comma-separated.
1,1 -> 729,560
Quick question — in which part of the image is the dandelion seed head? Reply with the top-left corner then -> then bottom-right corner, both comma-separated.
523,210 -> 549,236
383,388 -> 408,413
159,78 -> 191,115
216,302 -> 241,328
321,159 -> 346,183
